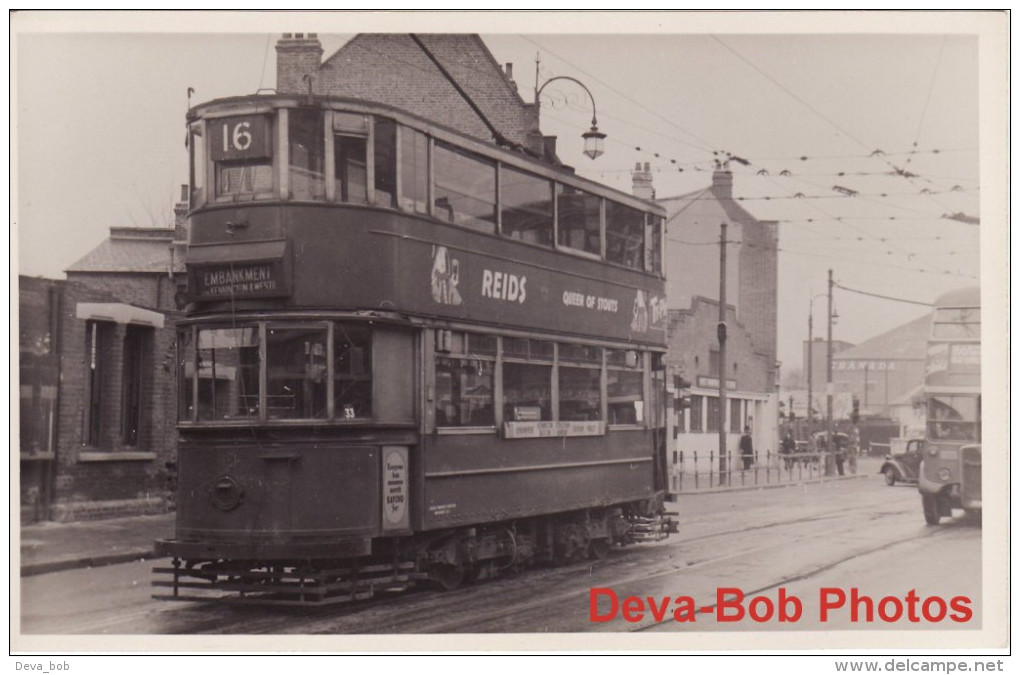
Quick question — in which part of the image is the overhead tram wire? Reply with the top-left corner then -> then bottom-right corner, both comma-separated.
832,282 -> 935,307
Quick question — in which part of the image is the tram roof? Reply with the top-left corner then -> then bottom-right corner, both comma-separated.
933,286 -> 980,308
188,93 -> 666,217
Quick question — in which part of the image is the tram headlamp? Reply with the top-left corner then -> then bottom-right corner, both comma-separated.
937,467 -> 952,482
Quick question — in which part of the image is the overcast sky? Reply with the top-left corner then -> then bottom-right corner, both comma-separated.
12,11 -> 1006,369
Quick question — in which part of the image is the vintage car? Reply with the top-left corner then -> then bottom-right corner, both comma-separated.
879,438 -> 924,486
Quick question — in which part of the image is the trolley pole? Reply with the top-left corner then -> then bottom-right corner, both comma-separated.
825,268 -> 834,475
718,222 -> 728,485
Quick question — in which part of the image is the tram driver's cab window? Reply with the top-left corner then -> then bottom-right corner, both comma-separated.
210,115 -> 274,202
266,326 -> 328,419
334,323 -> 372,419
193,327 -> 261,420
289,109 -> 326,201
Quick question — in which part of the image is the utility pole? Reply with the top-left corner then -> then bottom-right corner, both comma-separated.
718,222 -> 728,485
807,309 -> 813,429
826,268 -> 834,475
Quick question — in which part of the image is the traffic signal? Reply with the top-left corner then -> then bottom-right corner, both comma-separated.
673,376 -> 692,412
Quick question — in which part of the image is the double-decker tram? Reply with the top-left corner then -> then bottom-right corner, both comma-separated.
153,93 -> 674,604
918,287 -> 981,525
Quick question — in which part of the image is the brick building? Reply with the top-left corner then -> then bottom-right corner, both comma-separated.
644,167 -> 780,482
18,201 -> 187,522
275,33 -> 562,162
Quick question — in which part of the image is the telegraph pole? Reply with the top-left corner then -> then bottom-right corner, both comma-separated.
718,222 -> 728,484
826,268 -> 834,475
807,309 -> 813,429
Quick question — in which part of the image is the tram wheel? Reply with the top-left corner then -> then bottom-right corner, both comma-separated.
922,494 -> 941,525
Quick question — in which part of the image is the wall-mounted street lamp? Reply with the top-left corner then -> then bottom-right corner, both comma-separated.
535,75 -> 606,160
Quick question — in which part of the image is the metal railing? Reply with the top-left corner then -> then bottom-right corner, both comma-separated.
669,449 -> 860,492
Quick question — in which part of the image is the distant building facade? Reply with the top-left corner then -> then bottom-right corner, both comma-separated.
647,167 -> 780,485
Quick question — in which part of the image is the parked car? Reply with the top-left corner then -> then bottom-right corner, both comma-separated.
879,438 -> 923,486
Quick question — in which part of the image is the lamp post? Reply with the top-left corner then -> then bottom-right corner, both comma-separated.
534,75 -> 606,160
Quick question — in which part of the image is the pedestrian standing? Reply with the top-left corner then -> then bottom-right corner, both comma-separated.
740,426 -> 754,470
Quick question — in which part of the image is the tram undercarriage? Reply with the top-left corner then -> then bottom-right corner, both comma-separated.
152,504 -> 677,606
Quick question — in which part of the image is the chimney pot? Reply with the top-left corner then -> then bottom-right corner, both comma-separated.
644,162 -> 650,171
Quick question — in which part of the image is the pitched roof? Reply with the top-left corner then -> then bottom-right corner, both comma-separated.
833,313 -> 931,361
66,228 -> 184,274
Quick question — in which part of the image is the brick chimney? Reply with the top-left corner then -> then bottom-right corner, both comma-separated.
631,162 -> 655,200
173,184 -> 189,241
276,33 -> 323,95
504,63 -> 517,92
712,169 -> 733,200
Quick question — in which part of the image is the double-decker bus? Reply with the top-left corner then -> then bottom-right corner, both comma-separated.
918,287 -> 981,525
153,93 -> 673,604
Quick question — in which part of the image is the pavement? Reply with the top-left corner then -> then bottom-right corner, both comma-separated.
17,456 -> 886,577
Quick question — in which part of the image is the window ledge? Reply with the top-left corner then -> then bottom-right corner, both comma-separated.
79,451 -> 157,463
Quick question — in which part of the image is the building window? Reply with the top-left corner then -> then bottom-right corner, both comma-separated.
709,349 -> 721,377
500,165 -> 553,247
433,142 -> 497,233
605,201 -> 645,269
730,398 -> 742,433
120,325 -> 149,446
557,185 -> 601,256
84,321 -> 114,445
706,396 -> 721,433
689,395 -> 703,432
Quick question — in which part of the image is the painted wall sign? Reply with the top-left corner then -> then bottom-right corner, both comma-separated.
381,446 -> 409,530
833,360 -> 898,372
503,420 -> 606,439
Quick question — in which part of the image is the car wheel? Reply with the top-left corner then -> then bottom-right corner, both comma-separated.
883,467 -> 897,486
922,494 -> 941,525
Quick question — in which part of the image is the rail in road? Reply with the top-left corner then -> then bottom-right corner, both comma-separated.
19,477 -> 980,636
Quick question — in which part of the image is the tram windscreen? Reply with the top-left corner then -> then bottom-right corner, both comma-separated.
195,327 -> 260,420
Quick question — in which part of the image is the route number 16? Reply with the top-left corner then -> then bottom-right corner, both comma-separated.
223,121 -> 253,153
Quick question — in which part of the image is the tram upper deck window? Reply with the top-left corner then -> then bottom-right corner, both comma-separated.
433,142 -> 497,234
290,109 -> 326,201
374,119 -> 398,208
501,165 -> 553,247
332,112 -> 368,204
266,326 -> 328,419
399,127 -> 429,215
646,214 -> 663,275
932,308 -> 981,339
557,185 -> 601,257
606,201 -> 645,270
193,327 -> 260,420
210,115 -> 274,202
